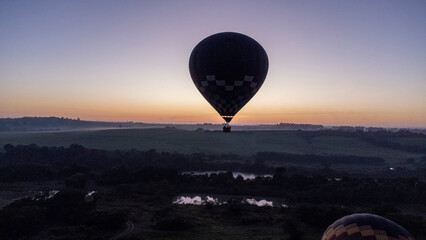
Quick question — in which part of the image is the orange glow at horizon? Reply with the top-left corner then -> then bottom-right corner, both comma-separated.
1,95 -> 425,128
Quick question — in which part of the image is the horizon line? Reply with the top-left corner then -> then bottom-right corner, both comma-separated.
1,116 -> 425,130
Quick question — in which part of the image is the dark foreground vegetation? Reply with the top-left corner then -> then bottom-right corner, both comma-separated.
2,143 -> 426,181
0,144 -> 425,239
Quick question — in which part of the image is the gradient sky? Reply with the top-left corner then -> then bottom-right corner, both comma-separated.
1,0 -> 425,127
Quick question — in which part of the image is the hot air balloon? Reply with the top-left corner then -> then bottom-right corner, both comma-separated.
322,213 -> 415,240
189,32 -> 268,132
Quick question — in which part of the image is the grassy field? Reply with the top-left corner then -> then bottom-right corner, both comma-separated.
0,128 -> 423,164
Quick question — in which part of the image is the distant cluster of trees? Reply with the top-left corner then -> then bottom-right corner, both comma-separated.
1,144 -> 425,183
0,144 -> 270,179
255,152 -> 385,165
2,143 -> 425,206
297,129 -> 426,154
0,116 -> 150,132
274,123 -> 324,130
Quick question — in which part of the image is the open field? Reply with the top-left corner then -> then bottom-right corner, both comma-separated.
0,128 -> 423,164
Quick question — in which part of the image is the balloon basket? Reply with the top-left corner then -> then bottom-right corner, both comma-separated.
223,124 -> 231,133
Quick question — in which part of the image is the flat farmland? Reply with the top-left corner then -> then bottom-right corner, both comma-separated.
0,128 -> 423,164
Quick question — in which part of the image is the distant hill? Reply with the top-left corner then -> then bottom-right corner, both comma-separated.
0,117 -> 326,133
0,117 -> 424,134
0,117 -> 154,132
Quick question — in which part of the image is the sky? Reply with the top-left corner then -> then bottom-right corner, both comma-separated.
1,0 -> 425,127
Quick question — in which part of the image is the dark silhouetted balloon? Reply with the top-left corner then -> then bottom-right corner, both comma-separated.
322,213 -> 414,240
189,32 -> 268,123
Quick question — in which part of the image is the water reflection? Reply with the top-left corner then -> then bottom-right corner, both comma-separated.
32,190 -> 59,200
174,196 -> 219,205
182,171 -> 272,180
245,198 -> 273,207
86,191 -> 97,197
173,194 -> 288,208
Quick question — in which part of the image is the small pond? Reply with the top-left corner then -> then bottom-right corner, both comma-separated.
173,193 -> 288,208
181,171 -> 273,180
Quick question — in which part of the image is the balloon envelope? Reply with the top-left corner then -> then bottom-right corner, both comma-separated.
322,213 -> 414,240
189,32 -> 268,123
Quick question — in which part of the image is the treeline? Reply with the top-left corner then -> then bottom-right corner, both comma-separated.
255,152 -> 385,165
1,142 -> 425,206
0,116 -> 149,132
297,129 -> 426,153
2,144 -> 415,183
0,144 -> 272,181
2,144 -> 426,182
274,123 -> 324,130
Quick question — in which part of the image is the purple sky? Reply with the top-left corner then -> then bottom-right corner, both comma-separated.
1,1 -> 425,127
